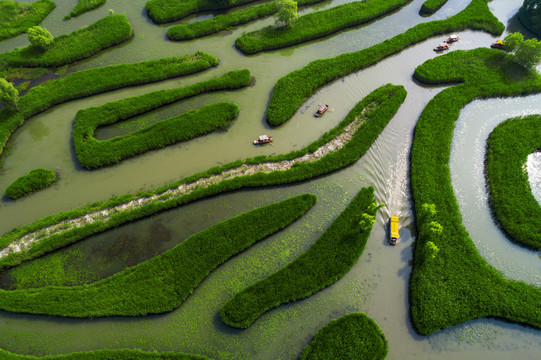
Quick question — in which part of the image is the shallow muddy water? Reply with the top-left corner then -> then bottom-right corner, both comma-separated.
0,0 -> 540,358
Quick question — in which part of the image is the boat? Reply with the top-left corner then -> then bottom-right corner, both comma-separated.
315,104 -> 329,117
253,135 -> 272,145
445,34 -> 459,43
389,216 -> 399,245
433,43 -> 449,52
491,39 -> 504,49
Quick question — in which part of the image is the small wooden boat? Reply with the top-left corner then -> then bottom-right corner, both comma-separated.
315,104 -> 329,117
433,43 -> 449,52
445,34 -> 459,43
389,216 -> 399,245
253,135 -> 272,145
491,39 -> 504,49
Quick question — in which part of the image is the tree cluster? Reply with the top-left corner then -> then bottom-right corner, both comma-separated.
503,32 -> 541,69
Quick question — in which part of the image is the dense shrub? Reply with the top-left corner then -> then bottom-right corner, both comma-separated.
65,0 -> 107,20
419,0 -> 448,15
486,115 -> 541,250
146,0 -> 260,23
300,313 -> 388,360
0,52 -> 219,156
266,0 -> 504,126
220,187 -> 381,328
26,26 -> 54,51
235,0 -> 411,54
519,0 -> 541,36
0,14 -> 132,68
73,69 -> 251,168
5,168 -> 56,199
410,48 -> 541,334
0,0 -> 55,41
0,347 -> 211,359
0,84 -> 405,270
0,194 -> 316,317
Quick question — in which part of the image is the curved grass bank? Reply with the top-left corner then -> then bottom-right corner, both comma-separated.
220,186 -> 380,328
486,115 -> 541,250
0,14 -> 132,68
235,0 -> 411,54
0,347 -> 211,360
266,0 -> 504,126
74,69 -> 251,168
5,168 -> 56,200
0,52 -> 219,157
0,194 -> 316,317
0,84 -> 406,271
167,0 -> 324,41
419,0 -> 448,16
146,0 -> 259,24
65,0 -> 107,20
0,0 -> 55,41
410,48 -> 541,335
300,313 -> 388,360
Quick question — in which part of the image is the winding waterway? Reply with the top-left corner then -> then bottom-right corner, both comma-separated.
0,0 -> 539,358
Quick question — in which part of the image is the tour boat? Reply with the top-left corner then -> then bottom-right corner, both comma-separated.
389,216 -> 399,245
433,43 -> 449,52
315,104 -> 329,117
491,39 -> 504,49
253,135 -> 272,145
445,34 -> 459,43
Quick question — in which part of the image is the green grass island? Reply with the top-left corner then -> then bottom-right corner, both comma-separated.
0,0 -> 540,358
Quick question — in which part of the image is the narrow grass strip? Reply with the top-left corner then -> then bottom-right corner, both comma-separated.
0,347 -> 211,360
64,0 -> 107,20
0,14 -> 132,68
486,115 -> 541,250
146,0 -> 260,24
419,0 -> 449,16
220,186 -> 380,328
5,168 -> 56,200
167,0 -> 325,41
0,84 -> 406,270
74,69 -> 251,168
300,313 -> 388,360
235,0 -> 412,54
0,0 -> 55,41
0,194 -> 316,317
410,48 -> 541,335
266,0 -> 504,126
0,51 -> 219,157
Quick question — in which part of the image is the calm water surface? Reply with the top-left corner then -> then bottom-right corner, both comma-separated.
0,0 -> 539,358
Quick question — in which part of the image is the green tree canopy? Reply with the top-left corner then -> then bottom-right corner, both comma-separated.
27,26 -> 54,51
275,0 -> 299,28
503,32 -> 541,69
503,32 -> 523,52
0,78 -> 20,112
520,0 -> 541,35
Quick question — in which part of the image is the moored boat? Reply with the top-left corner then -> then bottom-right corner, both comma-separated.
491,39 -> 504,49
253,135 -> 272,145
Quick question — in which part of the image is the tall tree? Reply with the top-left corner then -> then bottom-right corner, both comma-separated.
503,32 -> 541,70
27,26 -> 54,51
275,0 -> 299,28
0,78 -> 20,112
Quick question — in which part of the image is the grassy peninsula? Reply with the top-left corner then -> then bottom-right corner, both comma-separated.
486,115 -> 541,250
5,168 -> 56,200
410,48 -> 541,335
0,0 -> 55,41
146,0 -> 259,23
419,0 -> 449,15
266,0 -> 504,126
220,186 -> 381,328
65,0 -> 107,20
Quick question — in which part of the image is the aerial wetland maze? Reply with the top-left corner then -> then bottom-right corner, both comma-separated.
0,0 -> 539,358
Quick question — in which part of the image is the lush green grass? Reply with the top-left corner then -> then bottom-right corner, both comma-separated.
220,187 -> 380,328
0,52 -> 219,157
0,0 -> 55,41
486,116 -> 541,250
0,347 -> 211,359
0,194 -> 316,317
410,48 -> 541,335
0,14 -> 132,68
419,0 -> 448,15
266,0 -> 504,126
4,168 -> 56,200
235,0 -> 411,54
64,0 -> 106,20
300,313 -> 388,360
168,0 -> 326,41
146,0 -> 260,24
73,69 -> 251,168
0,84 -> 405,270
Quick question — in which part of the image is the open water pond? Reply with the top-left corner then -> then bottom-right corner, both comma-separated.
0,0 -> 540,358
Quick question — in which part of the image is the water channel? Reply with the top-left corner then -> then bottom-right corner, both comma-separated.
0,0 -> 539,358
